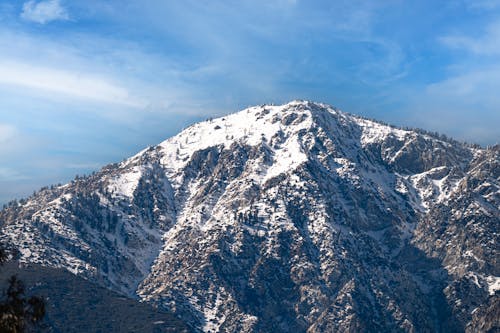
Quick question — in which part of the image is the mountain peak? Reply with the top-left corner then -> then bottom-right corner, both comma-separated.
115,101 -> 473,201
158,100 -> 340,153
153,101 -> 321,183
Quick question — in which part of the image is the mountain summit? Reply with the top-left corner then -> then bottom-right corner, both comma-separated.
1,101 -> 498,332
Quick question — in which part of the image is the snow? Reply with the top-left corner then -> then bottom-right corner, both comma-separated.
334,157 -> 360,182
157,101 -> 313,189
263,133 -> 309,183
464,272 -> 500,295
2,215 -> 96,277
203,292 -> 226,333
464,250 -> 485,264
353,117 -> 409,146
407,166 -> 461,210
20,248 -> 31,258
108,165 -> 143,198
467,272 -> 482,289
33,206 -> 89,249
395,177 -> 408,194
485,276 -> 500,295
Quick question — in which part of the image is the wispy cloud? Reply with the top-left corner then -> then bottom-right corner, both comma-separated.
440,20 -> 500,55
426,67 -> 500,106
0,60 -> 145,108
21,0 -> 68,24
394,67 -> 500,144
0,26 -> 224,117
428,16 -> 500,143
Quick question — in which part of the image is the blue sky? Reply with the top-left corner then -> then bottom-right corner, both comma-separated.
1,0 -> 500,204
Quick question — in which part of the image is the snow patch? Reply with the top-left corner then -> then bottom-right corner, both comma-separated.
353,117 -> 409,146
485,276 -> 500,295
203,292 -> 226,333
108,166 -> 143,198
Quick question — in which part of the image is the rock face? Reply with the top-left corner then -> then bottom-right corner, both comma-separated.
0,101 -> 498,332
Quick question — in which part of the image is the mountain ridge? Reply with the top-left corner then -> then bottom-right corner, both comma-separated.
1,101 -> 498,332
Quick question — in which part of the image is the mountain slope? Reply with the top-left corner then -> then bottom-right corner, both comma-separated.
1,101 -> 498,332
0,262 -> 190,332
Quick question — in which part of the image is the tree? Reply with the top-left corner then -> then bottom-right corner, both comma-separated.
0,247 -> 45,332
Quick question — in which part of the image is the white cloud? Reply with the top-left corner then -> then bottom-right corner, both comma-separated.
440,21 -> 500,55
0,60 -> 145,108
0,29 -> 205,117
21,0 -> 68,24
426,68 -> 500,104
396,68 -> 500,144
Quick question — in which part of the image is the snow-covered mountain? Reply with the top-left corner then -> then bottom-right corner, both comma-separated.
1,101 -> 498,332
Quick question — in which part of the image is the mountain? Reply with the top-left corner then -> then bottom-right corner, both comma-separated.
1,101 -> 498,332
